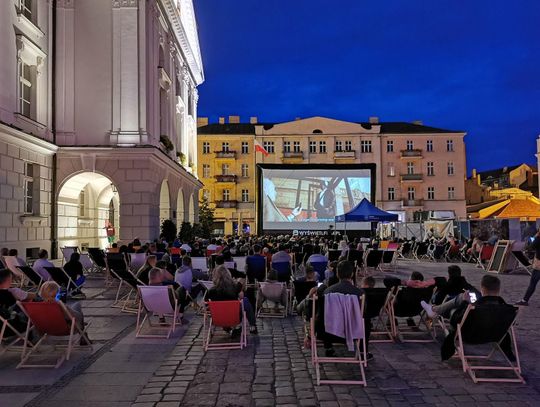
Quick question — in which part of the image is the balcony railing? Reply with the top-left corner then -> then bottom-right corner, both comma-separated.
215,174 -> 237,183
215,200 -> 238,208
282,151 -> 304,159
402,199 -> 423,207
400,173 -> 423,181
215,150 -> 236,158
400,149 -> 423,158
334,150 -> 356,159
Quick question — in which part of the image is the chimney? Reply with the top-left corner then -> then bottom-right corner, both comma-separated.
477,174 -> 481,186
250,116 -> 258,124
197,117 -> 208,127
218,117 -> 225,124
369,116 -> 379,124
228,115 -> 240,124
412,120 -> 423,125
472,168 -> 477,179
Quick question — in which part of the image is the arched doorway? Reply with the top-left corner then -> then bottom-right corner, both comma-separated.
188,192 -> 195,223
176,189 -> 185,224
160,180 -> 171,222
57,172 -> 120,252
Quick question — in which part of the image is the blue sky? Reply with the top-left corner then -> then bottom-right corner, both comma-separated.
193,0 -> 540,172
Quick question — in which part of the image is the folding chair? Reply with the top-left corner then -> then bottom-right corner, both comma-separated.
3,256 -> 25,285
16,301 -> 92,368
363,249 -> 383,275
310,294 -> 367,386
203,300 -> 247,351
129,253 -> 147,273
413,242 -> 429,261
292,281 -> 317,308
363,287 -> 394,342
16,266 -> 43,291
79,253 -> 95,275
477,245 -> 494,270
60,246 -> 78,265
431,245 -> 446,262
348,249 -> 364,268
44,267 -> 83,297
0,291 -> 31,356
381,250 -> 397,271
455,303 -> 524,383
87,248 -> 107,274
106,254 -> 143,313
256,282 -> 288,318
233,256 -> 247,272
390,286 -> 436,342
397,242 -> 412,259
136,286 -> 181,338
309,261 -> 328,282
191,257 -> 209,274
511,251 -> 533,275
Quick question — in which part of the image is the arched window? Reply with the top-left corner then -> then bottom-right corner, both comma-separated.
109,199 -> 115,225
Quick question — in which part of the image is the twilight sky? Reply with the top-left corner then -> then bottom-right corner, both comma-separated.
193,0 -> 540,172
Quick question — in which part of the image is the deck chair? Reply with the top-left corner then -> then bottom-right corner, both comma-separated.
44,267 -> 82,297
413,242 -> 429,261
60,246 -> 78,265
203,300 -> 247,351
309,261 -> 328,282
233,257 -> 247,272
78,253 -> 94,274
510,251 -> 532,275
363,287 -> 394,342
129,253 -> 147,273
271,261 -> 292,283
87,248 -> 107,274
455,303 -> 524,383
106,254 -> 142,313
136,285 -> 181,338
477,245 -> 494,269
3,256 -> 25,285
431,245 -> 446,262
257,282 -> 288,318
191,257 -> 209,274
391,286 -> 436,342
348,249 -> 364,268
0,291 -> 31,356
293,281 -> 317,307
16,301 -> 91,368
363,250 -> 383,275
310,294 -> 367,386
398,242 -> 412,259
16,266 -> 42,290
381,250 -> 397,271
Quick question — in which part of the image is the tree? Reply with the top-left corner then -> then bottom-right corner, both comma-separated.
198,196 -> 215,238
178,221 -> 193,242
191,222 -> 203,238
160,219 -> 177,243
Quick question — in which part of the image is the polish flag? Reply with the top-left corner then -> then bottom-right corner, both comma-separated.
254,139 -> 269,156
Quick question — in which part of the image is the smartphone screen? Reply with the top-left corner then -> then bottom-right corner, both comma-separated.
317,282 -> 323,287
469,292 -> 477,303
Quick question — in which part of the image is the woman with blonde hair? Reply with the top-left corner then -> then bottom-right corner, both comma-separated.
207,265 -> 258,334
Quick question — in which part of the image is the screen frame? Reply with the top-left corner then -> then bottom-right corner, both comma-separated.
257,163 -> 376,234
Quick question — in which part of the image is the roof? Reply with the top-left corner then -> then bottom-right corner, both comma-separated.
197,120 -> 462,135
494,199 -> 540,220
476,163 -> 537,181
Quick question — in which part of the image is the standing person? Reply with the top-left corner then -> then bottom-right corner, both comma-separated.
516,229 -> 540,306
105,220 -> 116,247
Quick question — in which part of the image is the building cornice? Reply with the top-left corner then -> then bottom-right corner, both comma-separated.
0,123 -> 58,155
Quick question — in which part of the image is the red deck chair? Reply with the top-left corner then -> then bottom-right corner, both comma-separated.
478,245 -> 494,269
203,300 -> 247,351
17,301 -> 92,368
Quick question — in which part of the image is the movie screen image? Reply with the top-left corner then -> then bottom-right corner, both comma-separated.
261,167 -> 372,231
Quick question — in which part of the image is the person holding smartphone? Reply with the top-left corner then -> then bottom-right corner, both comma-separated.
515,228 -> 540,306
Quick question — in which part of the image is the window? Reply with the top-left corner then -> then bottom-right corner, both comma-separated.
388,162 -> 395,177
407,187 -> 416,201
427,162 -> 434,176
447,162 -> 454,176
319,141 -> 326,153
345,140 -> 352,151
309,141 -> 317,153
293,141 -> 301,153
202,142 -> 210,154
426,140 -> 433,152
241,141 -> 249,154
386,140 -> 394,153
222,142 -> 229,152
263,141 -> 275,153
21,0 -> 32,21
407,162 -> 414,175
241,189 -> 249,202
79,190 -> 85,217
241,164 -> 249,177
427,187 -> 435,200
222,189 -> 230,201
23,162 -> 37,214
447,139 -> 454,152
283,141 -> 291,153
19,61 -> 33,118
335,140 -> 342,152
387,187 -> 395,201
202,189 -> 210,200
221,163 -> 229,175
406,140 -> 414,151
202,164 -> 210,178
361,140 -> 372,153
448,187 -> 455,200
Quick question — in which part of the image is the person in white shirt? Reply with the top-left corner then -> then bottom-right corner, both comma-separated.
0,268 -> 36,302
180,243 -> 192,253
32,249 -> 54,282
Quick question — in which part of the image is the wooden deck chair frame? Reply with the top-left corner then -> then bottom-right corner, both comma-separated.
78,253 -> 95,275
203,300 -> 247,351
16,266 -> 42,291
256,282 -> 288,318
87,248 -> 107,274
0,314 -> 33,356
362,249 -> 384,276
455,304 -> 524,383
16,301 -> 92,369
109,267 -> 144,314
44,267 -> 81,297
390,286 -> 436,343
381,250 -> 397,272
136,286 -> 181,339
129,253 -> 148,274
365,288 -> 395,343
477,245 -> 494,270
510,251 -> 533,275
310,294 -> 367,386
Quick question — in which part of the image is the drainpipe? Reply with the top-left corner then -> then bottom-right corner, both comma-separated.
50,0 -> 58,259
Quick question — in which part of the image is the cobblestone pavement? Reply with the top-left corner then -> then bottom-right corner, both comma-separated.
0,261 -> 539,406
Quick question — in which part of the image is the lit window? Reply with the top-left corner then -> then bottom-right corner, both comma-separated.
202,189 -> 210,200
388,162 -> 395,177
79,190 -> 86,217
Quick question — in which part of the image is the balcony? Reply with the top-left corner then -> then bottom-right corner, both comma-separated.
334,150 -> 356,159
400,149 -> 423,158
215,200 -> 238,208
282,151 -> 304,162
215,174 -> 237,183
400,173 -> 423,182
402,199 -> 423,207
215,150 -> 236,159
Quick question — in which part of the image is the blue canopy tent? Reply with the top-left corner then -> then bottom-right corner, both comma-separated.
335,198 -> 399,236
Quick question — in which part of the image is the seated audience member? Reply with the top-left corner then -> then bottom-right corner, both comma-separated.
206,265 -> 258,334
7,249 -> 25,266
0,248 -> 8,268
63,252 -> 86,285
256,269 -> 288,310
38,281 -> 90,345
421,274 -> 514,361
384,271 -> 435,289
155,260 -> 176,281
245,244 -> 267,283
33,249 -> 54,282
137,255 -> 157,285
271,244 -> 292,264
149,268 -> 189,315
0,268 -> 36,303
175,256 -> 205,299
316,260 -> 371,359
108,243 -> 120,253
433,265 -> 477,304
300,266 -> 317,283
360,276 -> 376,289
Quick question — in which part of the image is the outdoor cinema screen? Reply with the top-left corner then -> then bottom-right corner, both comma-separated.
260,165 -> 373,231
